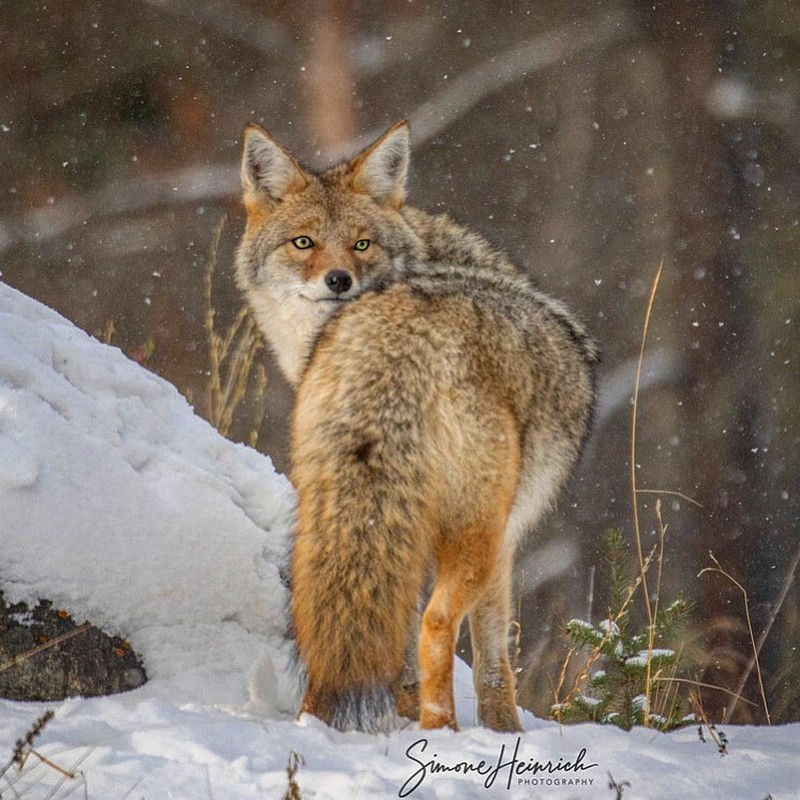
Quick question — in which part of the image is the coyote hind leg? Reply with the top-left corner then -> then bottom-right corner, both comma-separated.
395,603 -> 421,721
468,545 -> 523,732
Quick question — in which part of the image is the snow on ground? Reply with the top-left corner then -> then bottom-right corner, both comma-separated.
1,280 -> 798,799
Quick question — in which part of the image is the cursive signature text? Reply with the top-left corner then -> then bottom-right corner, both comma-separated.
398,736 -> 598,797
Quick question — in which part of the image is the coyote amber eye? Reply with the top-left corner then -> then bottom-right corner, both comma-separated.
354,239 -> 370,252
292,236 -> 314,249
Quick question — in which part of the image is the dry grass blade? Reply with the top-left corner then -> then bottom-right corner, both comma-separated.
652,676 -> 757,707
698,553 -> 771,724
607,773 -> 631,800
725,540 -> 800,722
642,500 -> 670,728
203,215 -> 267,442
630,272 -> 663,596
0,710 -> 91,800
0,623 -> 91,674
634,488 -> 703,507
2,710 -> 54,779
550,647 -> 576,719
284,750 -> 304,800
690,687 -> 729,754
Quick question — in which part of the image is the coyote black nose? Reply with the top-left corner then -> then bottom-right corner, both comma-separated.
324,270 -> 353,295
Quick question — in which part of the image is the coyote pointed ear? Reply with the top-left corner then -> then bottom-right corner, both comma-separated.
241,124 -> 309,202
350,121 -> 410,208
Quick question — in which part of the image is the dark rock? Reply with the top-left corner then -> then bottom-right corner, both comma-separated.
0,592 -> 147,701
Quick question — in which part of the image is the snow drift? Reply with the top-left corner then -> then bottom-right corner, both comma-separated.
0,280 -> 297,714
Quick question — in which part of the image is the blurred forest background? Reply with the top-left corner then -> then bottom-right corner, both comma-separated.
1,0 -> 798,724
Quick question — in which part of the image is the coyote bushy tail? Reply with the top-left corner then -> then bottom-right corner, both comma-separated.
291,369 -> 432,732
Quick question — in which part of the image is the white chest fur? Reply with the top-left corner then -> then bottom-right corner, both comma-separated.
246,287 -> 333,387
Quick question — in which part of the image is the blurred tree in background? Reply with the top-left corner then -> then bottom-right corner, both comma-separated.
1,0 -> 798,723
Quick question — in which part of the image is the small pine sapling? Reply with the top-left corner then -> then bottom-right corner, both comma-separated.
553,529 -> 693,732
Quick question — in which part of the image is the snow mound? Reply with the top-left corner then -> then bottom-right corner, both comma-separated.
0,281 -> 297,714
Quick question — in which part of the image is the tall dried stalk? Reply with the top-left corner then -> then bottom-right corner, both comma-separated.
629,260 -> 663,725
203,216 -> 267,445
699,554 -> 772,724
724,541 -> 800,722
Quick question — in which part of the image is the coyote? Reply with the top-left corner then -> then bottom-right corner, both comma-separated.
235,121 -> 597,733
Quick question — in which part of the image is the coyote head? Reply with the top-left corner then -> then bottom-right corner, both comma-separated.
237,122 -> 425,301
235,122 -> 426,383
